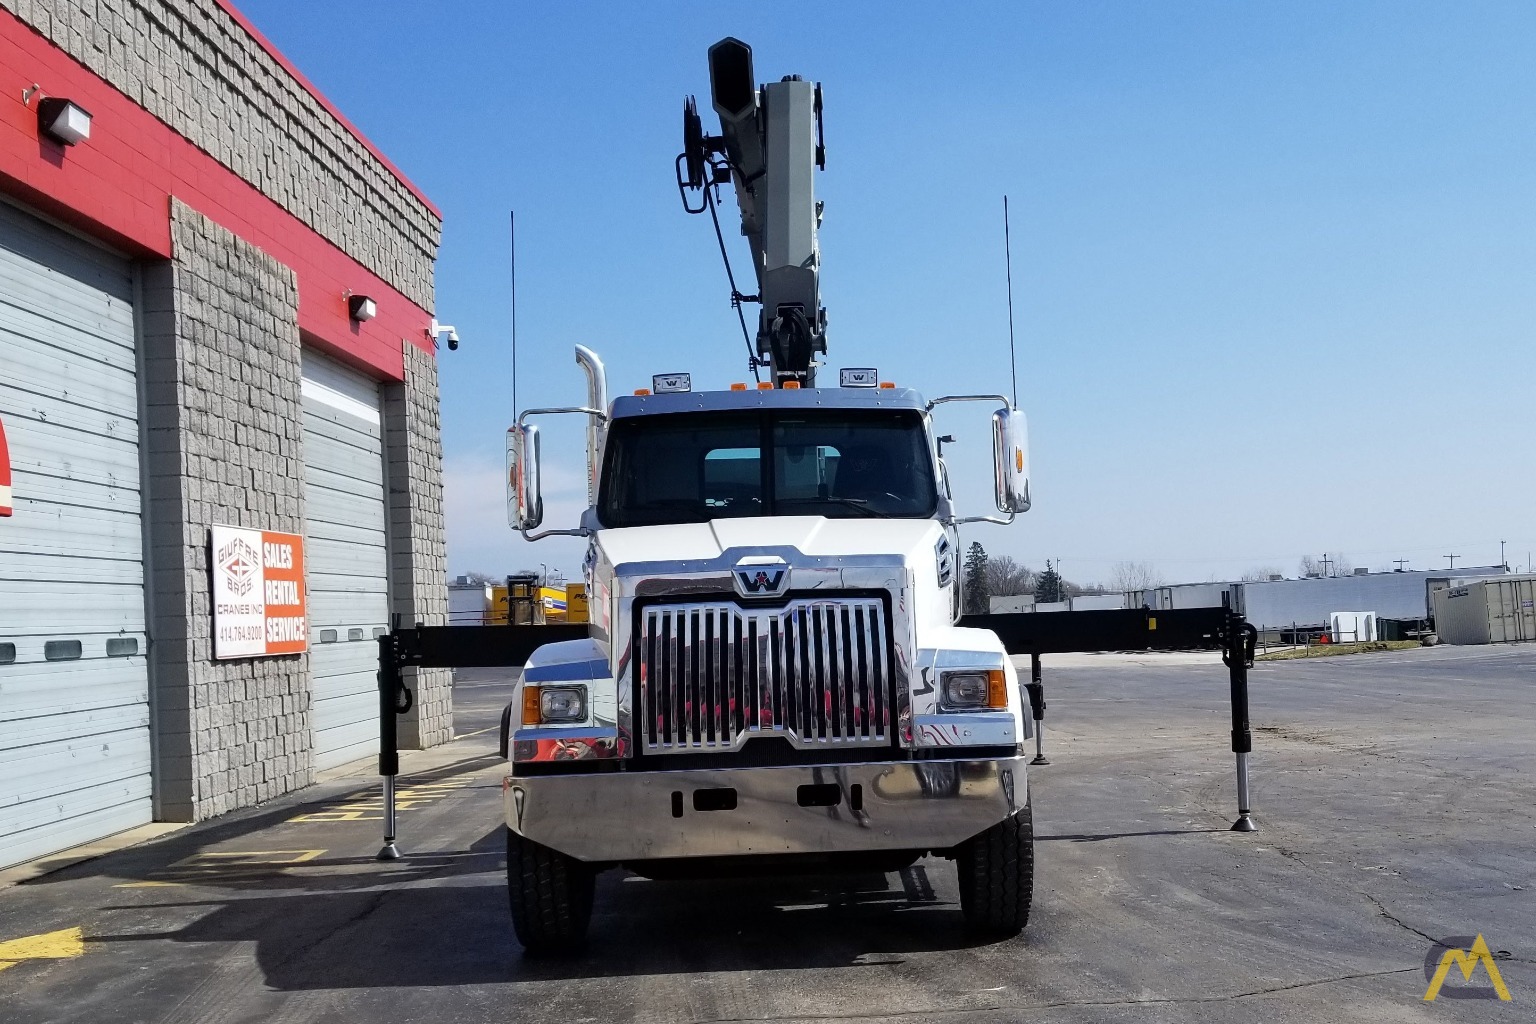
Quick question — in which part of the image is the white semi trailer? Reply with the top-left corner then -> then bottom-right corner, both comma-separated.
500,38 -> 1034,954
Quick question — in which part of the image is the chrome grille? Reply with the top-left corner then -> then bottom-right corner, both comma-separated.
636,597 -> 893,754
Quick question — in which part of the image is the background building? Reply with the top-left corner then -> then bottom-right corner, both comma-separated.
1131,567 -> 1510,633
1,0 -> 449,869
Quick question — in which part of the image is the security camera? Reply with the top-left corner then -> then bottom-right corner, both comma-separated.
428,319 -> 461,351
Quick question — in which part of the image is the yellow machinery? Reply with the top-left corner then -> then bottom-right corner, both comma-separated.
487,578 -> 588,625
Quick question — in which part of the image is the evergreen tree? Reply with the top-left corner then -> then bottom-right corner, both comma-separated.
1036,560 -> 1066,603
963,541 -> 990,614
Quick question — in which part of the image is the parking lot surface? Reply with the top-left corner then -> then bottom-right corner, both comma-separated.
1,646 -> 1531,1023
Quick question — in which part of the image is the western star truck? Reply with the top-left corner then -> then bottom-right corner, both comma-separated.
500,38 -> 1033,954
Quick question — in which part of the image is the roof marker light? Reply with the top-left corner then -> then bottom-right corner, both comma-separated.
730,382 -> 748,391
652,372 -> 692,394
782,381 -> 801,389
757,382 -> 774,390
839,368 -> 879,388
879,381 -> 897,389
633,388 -> 651,396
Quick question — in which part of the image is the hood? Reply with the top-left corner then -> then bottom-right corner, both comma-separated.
597,516 -> 944,574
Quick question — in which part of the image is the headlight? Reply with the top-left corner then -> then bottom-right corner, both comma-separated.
539,685 -> 587,723
521,684 -> 588,725
940,669 -> 1007,710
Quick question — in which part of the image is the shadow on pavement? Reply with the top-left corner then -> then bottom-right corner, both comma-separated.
18,754 -> 504,892
86,861 -> 993,986
1039,828 -> 1224,842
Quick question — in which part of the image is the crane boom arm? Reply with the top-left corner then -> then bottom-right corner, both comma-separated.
691,38 -> 826,387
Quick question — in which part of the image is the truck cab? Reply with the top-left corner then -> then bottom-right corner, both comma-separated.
500,365 -> 1034,953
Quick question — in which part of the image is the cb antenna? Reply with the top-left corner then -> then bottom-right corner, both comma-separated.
509,210 -> 518,416
1003,195 -> 1019,407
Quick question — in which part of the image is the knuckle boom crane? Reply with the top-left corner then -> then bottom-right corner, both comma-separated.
498,37 -> 1034,955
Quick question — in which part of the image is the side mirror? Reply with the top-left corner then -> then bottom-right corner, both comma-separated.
991,408 -> 1030,513
506,424 -> 544,531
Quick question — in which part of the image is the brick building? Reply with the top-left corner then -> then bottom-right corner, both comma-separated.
0,0 -> 450,869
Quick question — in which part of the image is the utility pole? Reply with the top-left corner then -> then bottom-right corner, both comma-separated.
1393,559 -> 1408,572
1500,539 -> 1507,568
1321,553 -> 1333,577
1445,553 -> 1459,570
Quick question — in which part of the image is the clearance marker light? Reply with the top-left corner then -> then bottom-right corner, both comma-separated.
757,382 -> 774,390
879,381 -> 897,389
730,382 -> 748,391
522,686 -> 541,726
633,388 -> 651,396
782,381 -> 801,389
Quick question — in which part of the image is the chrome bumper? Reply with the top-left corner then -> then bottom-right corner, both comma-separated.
503,756 -> 1028,862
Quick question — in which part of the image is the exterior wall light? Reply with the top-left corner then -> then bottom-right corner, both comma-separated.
348,294 -> 378,322
37,97 -> 92,145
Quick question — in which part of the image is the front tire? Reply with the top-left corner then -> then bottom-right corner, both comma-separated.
956,803 -> 1034,936
507,827 -> 595,955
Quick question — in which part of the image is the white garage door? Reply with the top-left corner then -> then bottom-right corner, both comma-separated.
301,351 -> 389,771
0,202 -> 151,869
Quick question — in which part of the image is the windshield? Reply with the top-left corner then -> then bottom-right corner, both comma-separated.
598,408 -> 938,527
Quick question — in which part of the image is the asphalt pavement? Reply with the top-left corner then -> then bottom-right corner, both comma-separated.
0,647 -> 1532,1023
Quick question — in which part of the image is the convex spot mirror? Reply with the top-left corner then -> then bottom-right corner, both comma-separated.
990,408 -> 1031,513
506,424 -> 544,531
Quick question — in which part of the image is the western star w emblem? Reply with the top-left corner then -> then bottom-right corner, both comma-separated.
733,556 -> 789,598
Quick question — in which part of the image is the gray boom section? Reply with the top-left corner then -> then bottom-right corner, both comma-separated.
707,38 -> 826,387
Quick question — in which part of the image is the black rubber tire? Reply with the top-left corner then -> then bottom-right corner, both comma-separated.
956,803 -> 1034,936
506,827 -> 596,955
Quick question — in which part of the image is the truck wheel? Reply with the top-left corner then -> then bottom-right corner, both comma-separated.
956,804 -> 1033,936
506,827 -> 595,955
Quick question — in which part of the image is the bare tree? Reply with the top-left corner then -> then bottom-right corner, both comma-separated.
1300,553 -> 1354,578
984,555 -> 1034,597
1240,566 -> 1284,582
460,570 -> 504,586
1108,560 -> 1164,593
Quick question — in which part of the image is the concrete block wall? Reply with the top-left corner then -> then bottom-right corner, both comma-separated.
11,0 -> 440,309
384,340 -> 451,748
142,200 -> 311,821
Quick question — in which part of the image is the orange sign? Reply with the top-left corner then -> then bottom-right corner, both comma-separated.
211,524 -> 307,659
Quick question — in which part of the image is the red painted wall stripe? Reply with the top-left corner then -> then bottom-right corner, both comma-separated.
0,9 -> 436,382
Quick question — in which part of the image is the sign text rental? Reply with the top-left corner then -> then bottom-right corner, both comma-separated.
211,524 -> 308,659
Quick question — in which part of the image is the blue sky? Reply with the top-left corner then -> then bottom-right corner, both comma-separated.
240,1 -> 1536,585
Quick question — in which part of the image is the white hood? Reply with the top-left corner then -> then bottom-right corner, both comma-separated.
597,516 -> 943,571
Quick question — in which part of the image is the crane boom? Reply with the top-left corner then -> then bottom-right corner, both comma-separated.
682,38 -> 826,387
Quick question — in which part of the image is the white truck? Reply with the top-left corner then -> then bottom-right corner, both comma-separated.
500,38 -> 1033,954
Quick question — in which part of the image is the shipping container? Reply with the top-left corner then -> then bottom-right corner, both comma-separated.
1432,576 -> 1536,645
1328,611 -> 1377,643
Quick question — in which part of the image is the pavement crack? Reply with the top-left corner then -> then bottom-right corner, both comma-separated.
262,889 -> 393,975
688,967 -> 1423,1022
1361,892 -> 1440,944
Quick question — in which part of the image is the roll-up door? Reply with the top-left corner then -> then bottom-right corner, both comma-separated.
300,350 -> 389,771
0,202 -> 151,869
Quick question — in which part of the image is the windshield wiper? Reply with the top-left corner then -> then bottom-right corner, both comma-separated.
813,497 -> 893,518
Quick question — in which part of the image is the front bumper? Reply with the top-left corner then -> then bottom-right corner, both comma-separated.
503,756 -> 1028,862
